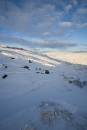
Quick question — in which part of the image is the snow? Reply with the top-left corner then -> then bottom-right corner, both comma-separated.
0,46 -> 87,130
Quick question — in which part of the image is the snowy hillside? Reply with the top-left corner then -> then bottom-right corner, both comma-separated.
0,45 -> 87,130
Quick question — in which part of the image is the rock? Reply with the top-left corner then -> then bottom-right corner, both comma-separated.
4,65 -> 7,68
41,72 -> 44,74
68,79 -> 83,88
20,124 -> 37,130
29,60 -> 32,63
2,64 -> 8,69
41,111 -> 56,122
2,74 -> 8,79
38,67 -> 41,70
69,80 -> 73,84
39,101 -> 73,125
45,70 -> 50,74
23,66 -> 30,70
36,72 -> 40,74
11,57 -> 15,59
73,80 -> 83,88
83,81 -> 87,86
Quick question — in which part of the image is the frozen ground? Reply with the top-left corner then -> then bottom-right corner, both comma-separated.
0,45 -> 87,130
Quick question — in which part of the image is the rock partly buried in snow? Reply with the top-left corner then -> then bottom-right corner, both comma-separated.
0,64 -> 8,69
23,66 -> 30,70
20,126 -> 37,130
35,67 -> 41,71
2,74 -> 8,79
39,101 -> 73,125
69,79 -> 87,88
36,72 -> 40,74
39,101 -> 87,129
10,57 -> 15,59
29,60 -> 32,63
41,111 -> 57,124
20,123 -> 37,130
69,80 -> 82,88
3,64 -> 8,69
63,75 -> 87,88
20,127 -> 37,130
45,70 -> 50,74
4,65 -> 8,68
35,67 -> 50,74
83,81 -> 87,86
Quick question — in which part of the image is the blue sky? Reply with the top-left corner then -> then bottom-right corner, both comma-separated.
0,0 -> 87,51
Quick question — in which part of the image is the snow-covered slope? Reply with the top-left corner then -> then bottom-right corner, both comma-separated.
0,46 -> 87,130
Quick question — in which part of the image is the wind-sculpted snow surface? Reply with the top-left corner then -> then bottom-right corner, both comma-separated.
0,46 -> 87,130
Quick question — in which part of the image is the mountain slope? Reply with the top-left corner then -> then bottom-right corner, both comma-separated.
0,46 -> 87,130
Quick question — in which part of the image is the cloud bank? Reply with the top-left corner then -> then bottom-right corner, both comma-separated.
0,0 -> 87,49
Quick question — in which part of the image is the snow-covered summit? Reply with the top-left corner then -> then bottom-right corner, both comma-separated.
0,45 -> 87,130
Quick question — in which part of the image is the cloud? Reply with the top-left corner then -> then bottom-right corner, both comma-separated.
42,32 -> 51,36
0,34 -> 30,46
65,4 -> 72,12
59,21 -> 87,30
72,7 -> 87,24
0,34 -> 77,49
80,23 -> 87,28
33,40 -> 77,49
0,0 -> 75,37
0,0 -> 87,49
0,1 -> 62,35
71,0 -> 78,6
78,8 -> 87,14
59,22 -> 73,28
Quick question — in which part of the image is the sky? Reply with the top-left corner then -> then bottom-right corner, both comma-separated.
0,0 -> 87,51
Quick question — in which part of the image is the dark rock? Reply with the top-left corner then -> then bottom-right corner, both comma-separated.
29,60 -> 32,63
36,72 -> 40,74
45,70 -> 50,74
41,72 -> 44,74
38,67 -> 41,70
2,64 -> 7,69
2,74 -> 8,79
73,80 -> 83,88
4,65 -> 7,68
11,57 -> 15,59
83,81 -> 87,86
69,79 -> 83,88
69,80 -> 73,84
23,66 -> 30,70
